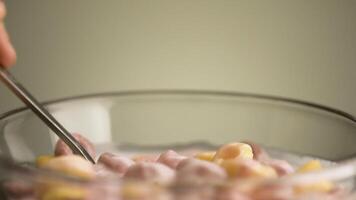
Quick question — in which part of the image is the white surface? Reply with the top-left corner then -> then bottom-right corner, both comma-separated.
0,0 -> 355,115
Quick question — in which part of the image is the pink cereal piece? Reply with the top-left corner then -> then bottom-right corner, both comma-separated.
86,182 -> 121,200
94,163 -> 116,178
243,142 -> 294,176
179,149 -> 203,157
176,158 -> 227,185
296,192 -> 343,200
175,187 -> 216,200
132,154 -> 159,162
294,187 -> 347,200
124,162 -> 176,185
97,153 -> 135,175
251,183 -> 294,200
157,150 -> 187,169
328,187 -> 347,199
2,180 -> 34,198
215,185 -> 251,200
54,133 -> 96,158
262,159 -> 295,176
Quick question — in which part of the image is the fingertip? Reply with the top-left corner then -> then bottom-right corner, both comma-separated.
1,45 -> 16,67
0,2 -> 6,20
0,1 -> 14,68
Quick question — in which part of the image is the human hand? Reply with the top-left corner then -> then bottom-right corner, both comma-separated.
0,1 -> 16,68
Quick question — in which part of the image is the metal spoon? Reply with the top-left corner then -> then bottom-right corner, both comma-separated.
0,67 -> 95,164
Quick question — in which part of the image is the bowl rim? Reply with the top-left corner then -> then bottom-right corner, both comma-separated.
1,89 -> 356,123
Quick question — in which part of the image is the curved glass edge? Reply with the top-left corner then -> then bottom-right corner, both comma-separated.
1,89 -> 355,123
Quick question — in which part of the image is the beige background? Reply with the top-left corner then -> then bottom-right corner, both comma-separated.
1,0 -> 355,115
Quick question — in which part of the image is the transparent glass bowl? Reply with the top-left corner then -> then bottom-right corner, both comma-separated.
0,90 -> 356,199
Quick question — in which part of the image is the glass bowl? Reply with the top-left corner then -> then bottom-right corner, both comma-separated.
0,90 -> 356,199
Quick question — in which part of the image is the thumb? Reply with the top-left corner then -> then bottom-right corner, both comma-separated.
0,1 -> 16,68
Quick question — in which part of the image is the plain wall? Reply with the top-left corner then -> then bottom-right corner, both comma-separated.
1,0 -> 356,116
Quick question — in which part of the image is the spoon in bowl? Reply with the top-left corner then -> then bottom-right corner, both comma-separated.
0,67 -> 95,164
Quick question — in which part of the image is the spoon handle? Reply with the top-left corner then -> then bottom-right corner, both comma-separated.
0,67 -> 95,164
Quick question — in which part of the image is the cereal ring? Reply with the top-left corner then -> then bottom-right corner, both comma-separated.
124,162 -> 175,185
214,143 -> 253,161
262,159 -> 294,176
176,159 -> 227,185
42,155 -> 95,180
220,159 -> 277,179
242,141 -> 269,161
2,180 -> 34,198
157,150 -> 187,169
97,152 -> 135,175
54,133 -> 96,159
